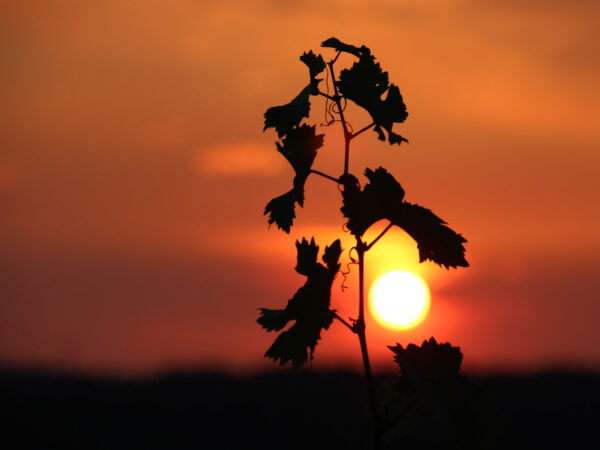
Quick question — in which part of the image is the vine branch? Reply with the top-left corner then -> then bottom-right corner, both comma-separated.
327,61 -> 352,176
317,91 -> 335,101
351,122 -> 375,139
365,222 -> 394,251
356,240 -> 382,449
310,169 -> 341,184
333,312 -> 356,333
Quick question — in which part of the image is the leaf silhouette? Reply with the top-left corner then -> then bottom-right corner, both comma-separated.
340,167 -> 405,237
387,339 -> 499,448
389,337 -> 463,387
321,37 -> 363,57
392,203 -> 468,269
264,189 -> 296,233
263,52 -> 325,138
257,238 -> 342,368
322,239 -> 342,272
322,37 -> 409,146
263,84 -> 312,138
341,167 -> 468,269
277,124 -> 324,206
295,236 -> 319,275
264,125 -> 324,232
300,50 -> 325,94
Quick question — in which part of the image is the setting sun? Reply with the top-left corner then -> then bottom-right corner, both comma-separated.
369,271 -> 430,330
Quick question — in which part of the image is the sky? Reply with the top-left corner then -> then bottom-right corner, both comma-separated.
1,0 -> 599,376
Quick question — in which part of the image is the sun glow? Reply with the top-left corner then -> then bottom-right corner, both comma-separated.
369,271 -> 430,330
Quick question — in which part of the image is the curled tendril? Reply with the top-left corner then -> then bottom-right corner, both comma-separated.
340,245 -> 359,292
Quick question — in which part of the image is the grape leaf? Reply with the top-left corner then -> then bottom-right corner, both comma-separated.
257,238 -> 342,368
321,37 -> 363,58
391,203 -> 468,269
295,236 -> 319,275
264,189 -> 296,233
300,50 -> 325,94
387,339 -> 498,447
263,52 -> 325,137
341,167 -> 468,269
264,125 -> 324,232
322,38 -> 408,146
322,239 -> 342,272
389,337 -> 463,385
276,124 -> 324,206
263,84 -> 312,138
340,167 -> 405,237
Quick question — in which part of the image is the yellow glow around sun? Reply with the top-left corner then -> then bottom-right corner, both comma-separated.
369,271 -> 430,330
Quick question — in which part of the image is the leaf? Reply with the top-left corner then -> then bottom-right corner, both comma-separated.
338,52 -> 389,106
257,238 -> 342,368
322,239 -> 342,272
329,40 -> 408,146
389,337 -> 463,386
393,203 -> 468,269
387,338 -> 499,447
300,50 -> 325,94
373,125 -> 386,141
321,37 -> 364,58
388,130 -> 408,145
264,189 -> 296,233
263,84 -> 311,138
295,237 -> 318,275
341,167 -> 468,269
340,167 -> 405,237
263,125 -> 324,232
276,124 -> 324,206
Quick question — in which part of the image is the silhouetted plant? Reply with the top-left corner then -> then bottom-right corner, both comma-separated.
257,38 -> 469,449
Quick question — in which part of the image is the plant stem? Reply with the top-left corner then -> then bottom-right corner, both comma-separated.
365,222 -> 393,251
329,56 -> 380,447
317,91 -> 335,101
333,312 -> 356,333
327,61 -> 352,176
351,122 -> 375,139
356,240 -> 382,449
310,169 -> 340,184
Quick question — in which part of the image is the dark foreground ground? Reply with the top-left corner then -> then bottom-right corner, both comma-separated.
0,368 -> 598,449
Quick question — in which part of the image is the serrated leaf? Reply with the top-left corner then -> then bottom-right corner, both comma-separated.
263,84 -> 311,138
276,124 -> 324,206
263,125 -> 324,232
264,189 -> 296,233
257,238 -> 342,368
338,53 -> 389,104
388,130 -> 408,145
373,124 -> 386,141
300,50 -> 325,94
392,203 -> 468,269
332,41 -> 408,146
341,167 -> 468,269
321,37 -> 363,57
295,237 -> 318,275
322,239 -> 342,272
389,337 -> 463,385
387,338 -> 498,447
300,50 -> 326,78
341,167 -> 405,237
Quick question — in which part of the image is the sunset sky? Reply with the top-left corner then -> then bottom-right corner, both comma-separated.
1,0 -> 599,376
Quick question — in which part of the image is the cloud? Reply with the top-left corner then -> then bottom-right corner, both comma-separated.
193,142 -> 286,177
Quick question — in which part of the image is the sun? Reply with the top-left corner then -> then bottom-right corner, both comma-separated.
369,270 -> 430,330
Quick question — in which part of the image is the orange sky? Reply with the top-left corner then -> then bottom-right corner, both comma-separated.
1,0 -> 599,375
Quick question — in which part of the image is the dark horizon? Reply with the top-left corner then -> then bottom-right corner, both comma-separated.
2,366 -> 598,449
